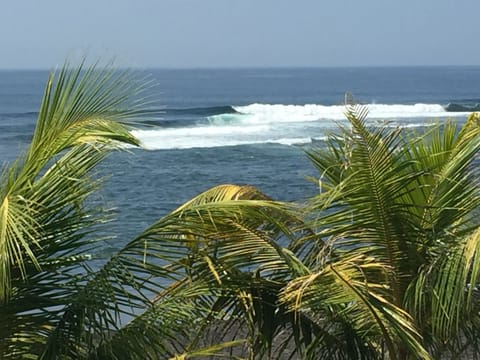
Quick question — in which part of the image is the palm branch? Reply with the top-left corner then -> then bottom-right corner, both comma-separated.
304,104 -> 480,357
0,61 -> 155,358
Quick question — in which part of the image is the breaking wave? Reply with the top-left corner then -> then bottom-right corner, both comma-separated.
132,102 -> 471,150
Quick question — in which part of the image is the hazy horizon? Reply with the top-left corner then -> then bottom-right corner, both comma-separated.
2,64 -> 480,72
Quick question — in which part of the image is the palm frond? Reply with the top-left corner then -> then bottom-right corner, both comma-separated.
403,114 -> 480,244
407,225 -> 480,355
305,105 -> 424,302
280,252 -> 430,360
0,61 -> 158,358
304,103 -> 480,357
30,184 -> 302,358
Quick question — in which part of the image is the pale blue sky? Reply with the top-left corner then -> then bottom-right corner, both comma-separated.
1,0 -> 478,69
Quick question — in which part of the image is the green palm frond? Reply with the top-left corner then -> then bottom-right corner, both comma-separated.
406,225 -> 480,356
398,113 -> 480,354
431,227 -> 480,338
0,61 -> 159,358
26,184 -> 300,359
176,183 -> 272,209
305,105 -> 422,301
30,60 -> 144,155
403,114 -> 480,242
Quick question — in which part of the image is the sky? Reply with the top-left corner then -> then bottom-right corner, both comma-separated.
1,0 -> 479,69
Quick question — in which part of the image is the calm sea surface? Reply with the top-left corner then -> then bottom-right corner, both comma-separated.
1,67 -> 479,256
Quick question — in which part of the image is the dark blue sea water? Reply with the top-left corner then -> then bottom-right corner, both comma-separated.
1,67 -> 480,255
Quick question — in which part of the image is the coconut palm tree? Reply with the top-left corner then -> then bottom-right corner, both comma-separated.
294,104 -> 480,358
153,128 -> 433,359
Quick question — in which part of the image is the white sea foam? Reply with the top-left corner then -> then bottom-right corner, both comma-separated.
132,124 -> 283,150
132,128 -> 314,150
231,103 -> 470,124
266,137 -> 314,146
131,103 -> 470,150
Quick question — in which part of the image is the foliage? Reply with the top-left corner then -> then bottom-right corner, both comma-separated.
0,62 -> 246,359
169,105 -> 480,359
2,62 -> 480,360
300,106 -> 480,358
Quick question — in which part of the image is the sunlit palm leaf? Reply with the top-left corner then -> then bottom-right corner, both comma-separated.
280,252 -> 430,360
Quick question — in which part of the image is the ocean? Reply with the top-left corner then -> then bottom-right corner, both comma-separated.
1,66 -> 479,256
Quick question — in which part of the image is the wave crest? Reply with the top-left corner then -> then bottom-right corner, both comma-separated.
229,103 -> 465,125
130,102 -> 471,150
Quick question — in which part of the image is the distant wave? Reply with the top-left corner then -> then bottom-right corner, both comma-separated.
445,102 -> 480,112
1,103 -> 474,151
165,105 -> 237,116
131,126 -> 318,150
132,102 -> 464,151
227,103 -> 471,124
0,102 -> 473,126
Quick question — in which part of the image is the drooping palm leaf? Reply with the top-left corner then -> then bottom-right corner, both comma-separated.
27,183 -> 300,359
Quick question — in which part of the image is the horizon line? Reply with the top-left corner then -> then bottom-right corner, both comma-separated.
1,64 -> 480,71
